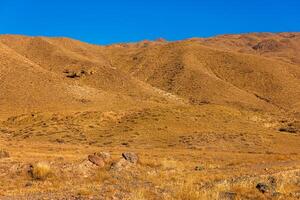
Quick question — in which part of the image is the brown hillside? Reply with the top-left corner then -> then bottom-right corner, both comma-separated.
104,37 -> 300,113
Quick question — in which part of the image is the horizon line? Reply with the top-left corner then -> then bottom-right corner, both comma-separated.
0,31 -> 299,46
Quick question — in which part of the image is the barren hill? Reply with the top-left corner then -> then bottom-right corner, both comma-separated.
1,33 -> 299,115
0,33 -> 300,199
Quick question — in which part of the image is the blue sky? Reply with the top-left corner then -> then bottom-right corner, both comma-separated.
0,0 -> 299,44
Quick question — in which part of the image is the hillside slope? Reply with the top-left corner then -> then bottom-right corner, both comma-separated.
104,37 -> 300,113
0,35 -> 183,116
0,33 -> 299,115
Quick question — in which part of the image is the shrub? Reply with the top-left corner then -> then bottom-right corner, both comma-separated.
30,162 -> 51,180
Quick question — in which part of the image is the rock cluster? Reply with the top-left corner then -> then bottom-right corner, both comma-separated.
279,121 -> 299,134
110,152 -> 139,171
87,151 -> 139,171
256,183 -> 269,194
63,69 -> 94,78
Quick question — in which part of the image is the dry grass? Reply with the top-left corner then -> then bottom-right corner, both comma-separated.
160,159 -> 184,170
76,187 -> 93,196
92,168 -> 111,182
170,181 -> 203,200
130,189 -> 152,200
30,162 -> 51,180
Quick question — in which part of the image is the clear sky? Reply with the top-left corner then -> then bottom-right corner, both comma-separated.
0,0 -> 299,44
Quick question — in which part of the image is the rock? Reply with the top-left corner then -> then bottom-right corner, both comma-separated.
110,158 -> 132,171
252,39 -> 282,52
64,69 -> 94,78
278,121 -> 299,133
268,176 -> 277,187
110,152 -> 139,171
218,191 -> 237,200
66,71 -> 80,78
77,160 -> 99,178
195,165 -> 205,171
88,155 -> 105,167
25,182 -> 33,187
55,138 -> 64,143
122,152 -> 138,164
0,149 -> 9,159
8,163 -> 30,176
256,183 -> 269,194
121,142 -> 129,146
94,152 -> 112,164
279,127 -> 297,133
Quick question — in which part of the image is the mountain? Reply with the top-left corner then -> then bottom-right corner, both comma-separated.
0,33 -> 299,116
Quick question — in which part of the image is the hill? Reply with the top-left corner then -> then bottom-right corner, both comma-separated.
0,33 -> 300,199
1,33 -> 300,115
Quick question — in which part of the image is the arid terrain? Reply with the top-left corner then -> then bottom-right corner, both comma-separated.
0,32 -> 300,199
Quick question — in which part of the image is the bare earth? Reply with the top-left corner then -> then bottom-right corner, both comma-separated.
0,33 -> 300,199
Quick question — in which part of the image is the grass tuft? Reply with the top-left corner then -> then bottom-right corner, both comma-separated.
31,162 -> 51,180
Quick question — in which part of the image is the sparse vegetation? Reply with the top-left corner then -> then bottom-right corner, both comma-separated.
170,181 -> 204,200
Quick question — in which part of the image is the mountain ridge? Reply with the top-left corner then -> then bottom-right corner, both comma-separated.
0,32 -> 299,116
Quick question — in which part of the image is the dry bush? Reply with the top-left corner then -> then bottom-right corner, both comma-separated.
30,162 -> 51,180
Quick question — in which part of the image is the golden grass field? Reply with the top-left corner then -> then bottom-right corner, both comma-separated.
0,33 -> 300,199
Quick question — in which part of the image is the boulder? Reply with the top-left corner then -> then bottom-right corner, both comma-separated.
25,182 -> 33,187
88,155 -> 105,167
110,158 -> 132,171
256,183 -> 269,194
94,152 -> 112,164
195,165 -> 205,171
279,127 -> 297,133
76,160 -> 99,178
122,152 -> 138,164
66,71 -> 80,78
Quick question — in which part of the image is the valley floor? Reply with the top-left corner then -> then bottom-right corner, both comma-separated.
0,104 -> 299,199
